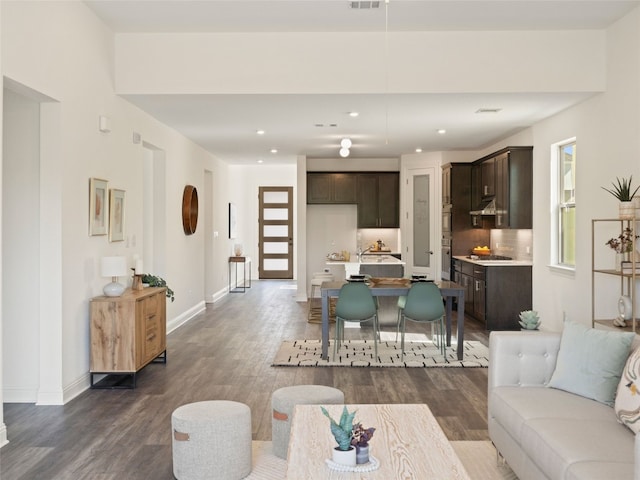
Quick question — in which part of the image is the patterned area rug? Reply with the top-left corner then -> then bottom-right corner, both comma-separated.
272,336 -> 489,368
247,440 -> 517,479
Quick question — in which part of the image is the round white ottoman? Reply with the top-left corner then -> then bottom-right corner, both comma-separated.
172,400 -> 252,480
272,385 -> 344,459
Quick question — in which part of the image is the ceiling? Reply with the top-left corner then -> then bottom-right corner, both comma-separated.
85,0 -> 640,164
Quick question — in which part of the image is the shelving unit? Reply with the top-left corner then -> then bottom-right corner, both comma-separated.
592,217 -> 638,332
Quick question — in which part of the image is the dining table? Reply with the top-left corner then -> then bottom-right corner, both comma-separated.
320,279 -> 466,361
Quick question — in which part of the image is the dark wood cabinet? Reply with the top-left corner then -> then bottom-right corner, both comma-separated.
307,173 -> 357,204
442,164 -> 489,279
473,147 -> 533,229
480,158 -> 496,199
356,173 -> 399,228
453,259 -> 532,330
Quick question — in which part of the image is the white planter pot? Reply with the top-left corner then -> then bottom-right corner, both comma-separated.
634,197 -> 640,218
332,446 -> 356,466
619,201 -> 635,219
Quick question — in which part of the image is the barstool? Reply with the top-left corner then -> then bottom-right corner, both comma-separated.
308,272 -> 334,322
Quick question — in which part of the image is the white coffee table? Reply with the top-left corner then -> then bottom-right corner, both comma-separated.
286,403 -> 471,479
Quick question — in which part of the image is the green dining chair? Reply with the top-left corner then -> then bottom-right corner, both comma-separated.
399,282 -> 445,360
333,282 -> 379,361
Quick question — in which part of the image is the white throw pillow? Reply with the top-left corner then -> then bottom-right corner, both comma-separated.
548,321 -> 635,406
615,347 -> 640,433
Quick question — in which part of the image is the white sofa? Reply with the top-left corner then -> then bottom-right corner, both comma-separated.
488,331 -> 638,480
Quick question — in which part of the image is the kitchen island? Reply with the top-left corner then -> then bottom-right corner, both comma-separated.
327,254 -> 406,278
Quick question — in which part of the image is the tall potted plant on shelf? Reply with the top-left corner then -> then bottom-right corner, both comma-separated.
602,176 -> 640,219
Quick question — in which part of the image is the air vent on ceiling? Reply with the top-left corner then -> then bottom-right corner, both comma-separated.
350,1 -> 381,9
476,108 -> 502,114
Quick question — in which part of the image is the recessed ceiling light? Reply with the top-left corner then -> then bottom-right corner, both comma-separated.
340,138 -> 352,149
257,159 -> 264,164
256,129 -> 265,135
475,108 -> 502,114
415,148 -> 423,153
348,111 -> 359,117
270,149 -> 278,154
339,148 -> 350,158
437,129 -> 446,135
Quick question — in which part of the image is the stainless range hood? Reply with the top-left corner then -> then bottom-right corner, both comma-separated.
470,198 -> 496,216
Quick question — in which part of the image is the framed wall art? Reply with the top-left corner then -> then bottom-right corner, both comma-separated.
89,178 -> 109,236
229,202 -> 237,239
109,189 -> 125,242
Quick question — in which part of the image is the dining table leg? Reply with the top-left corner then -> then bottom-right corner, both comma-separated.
321,289 -> 329,360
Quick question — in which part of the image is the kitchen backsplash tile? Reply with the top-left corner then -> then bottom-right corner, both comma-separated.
357,229 -> 400,253
490,229 -> 533,261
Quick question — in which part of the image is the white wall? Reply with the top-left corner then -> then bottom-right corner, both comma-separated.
0,0 -> 241,418
114,31 -> 605,95
466,8 -> 640,332
228,164 -> 297,280
2,88 -> 39,402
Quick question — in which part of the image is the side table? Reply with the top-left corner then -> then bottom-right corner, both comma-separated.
229,256 -> 251,293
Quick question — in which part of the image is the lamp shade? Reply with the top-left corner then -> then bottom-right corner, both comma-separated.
101,256 -> 127,278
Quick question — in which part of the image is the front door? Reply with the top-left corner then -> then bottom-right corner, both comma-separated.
259,186 -> 293,279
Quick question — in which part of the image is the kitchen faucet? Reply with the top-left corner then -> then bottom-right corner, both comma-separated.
356,245 -> 373,262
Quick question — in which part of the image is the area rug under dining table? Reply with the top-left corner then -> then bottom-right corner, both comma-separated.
272,333 -> 489,368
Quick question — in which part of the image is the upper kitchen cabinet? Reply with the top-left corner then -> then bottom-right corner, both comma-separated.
473,146 -> 533,229
357,173 -> 400,228
307,173 -> 357,204
480,157 -> 496,199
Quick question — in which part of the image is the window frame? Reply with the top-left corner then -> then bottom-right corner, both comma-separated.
550,138 -> 576,271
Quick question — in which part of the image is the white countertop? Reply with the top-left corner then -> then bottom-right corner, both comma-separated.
327,254 -> 406,265
453,255 -> 532,267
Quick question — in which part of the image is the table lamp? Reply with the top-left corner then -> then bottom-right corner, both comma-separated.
101,256 -> 127,296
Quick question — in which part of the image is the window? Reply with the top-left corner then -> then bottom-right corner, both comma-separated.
551,139 -> 576,268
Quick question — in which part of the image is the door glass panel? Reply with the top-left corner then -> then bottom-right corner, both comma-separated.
263,225 -> 289,237
413,174 -> 431,268
264,259 -> 288,270
263,191 -> 289,203
264,208 -> 288,220
264,242 -> 289,254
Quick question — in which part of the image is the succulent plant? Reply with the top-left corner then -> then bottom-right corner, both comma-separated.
602,176 -> 640,202
519,310 -> 540,330
321,406 -> 356,451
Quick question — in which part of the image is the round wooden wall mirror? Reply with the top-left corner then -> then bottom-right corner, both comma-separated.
182,185 -> 198,235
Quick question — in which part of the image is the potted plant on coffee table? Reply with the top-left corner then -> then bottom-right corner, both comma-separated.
351,422 -> 376,464
321,406 -> 357,466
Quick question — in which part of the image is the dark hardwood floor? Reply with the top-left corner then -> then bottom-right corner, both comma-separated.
0,280 -> 490,479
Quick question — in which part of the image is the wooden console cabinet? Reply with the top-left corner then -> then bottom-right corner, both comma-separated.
90,287 -> 167,388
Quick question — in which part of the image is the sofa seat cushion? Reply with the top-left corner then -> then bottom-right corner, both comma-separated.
492,386 -> 634,480
565,461 -> 635,480
522,418 -> 634,480
491,386 -> 618,440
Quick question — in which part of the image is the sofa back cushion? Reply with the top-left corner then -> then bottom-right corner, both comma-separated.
548,321 -> 635,406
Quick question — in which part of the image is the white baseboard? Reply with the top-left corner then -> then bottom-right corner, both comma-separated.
0,423 -> 8,449
167,301 -> 206,334
2,385 -> 37,403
